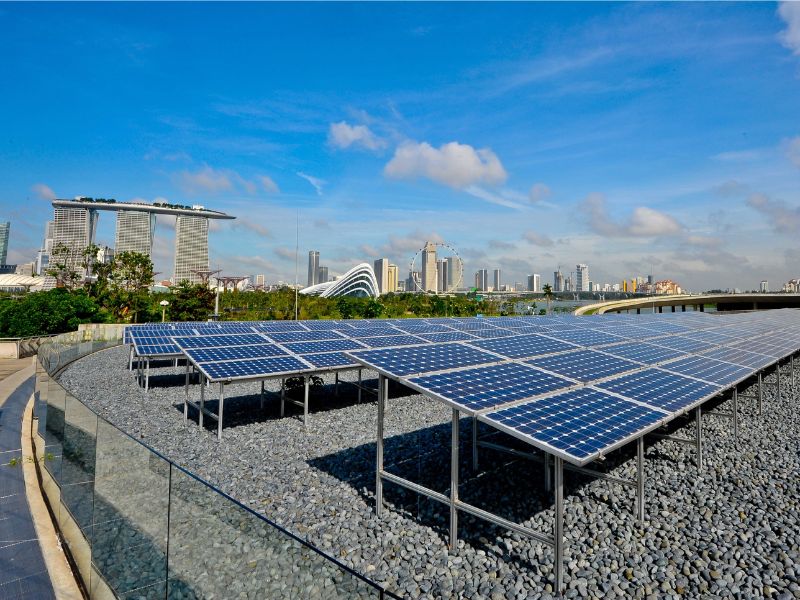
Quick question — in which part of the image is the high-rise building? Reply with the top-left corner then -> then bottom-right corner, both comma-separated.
760,280 -> 769,293
387,264 -> 398,293
374,258 -> 390,294
493,269 -> 501,292
407,270 -> 421,292
527,274 -> 541,292
0,221 -> 9,265
317,266 -> 328,284
446,255 -> 460,290
35,221 -> 54,276
588,281 -> 594,292
173,215 -> 209,284
630,278 -> 637,293
97,245 -> 115,265
436,259 -> 448,293
421,242 -> 437,292
307,251 -> 320,287
474,269 -> 488,291
46,205 -> 99,288
255,274 -> 265,287
564,276 -> 573,292
554,269 -> 564,292
576,264 -> 589,292
115,210 -> 155,257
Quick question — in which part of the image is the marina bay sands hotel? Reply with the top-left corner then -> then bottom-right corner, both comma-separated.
50,198 -> 235,285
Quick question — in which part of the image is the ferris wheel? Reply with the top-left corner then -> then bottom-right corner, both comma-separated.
409,242 -> 464,293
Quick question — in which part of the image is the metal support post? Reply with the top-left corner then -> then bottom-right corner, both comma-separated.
471,416 -> 479,471
280,379 -> 285,417
145,359 -> 150,392
544,452 -> 552,494
695,406 -> 702,470
450,409 -> 459,549
777,361 -> 782,401
554,456 -> 564,593
260,380 -> 265,409
637,437 -> 645,523
129,346 -> 134,371
183,362 -> 190,422
199,375 -> 205,429
732,387 -> 738,445
758,371 -> 763,415
358,369 -> 362,404
303,375 -> 310,427
383,376 -> 389,412
335,372 -> 339,397
376,375 -> 385,517
792,355 -> 795,390
218,383 -> 225,439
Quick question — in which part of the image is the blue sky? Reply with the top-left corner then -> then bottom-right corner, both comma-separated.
2,2 -> 800,290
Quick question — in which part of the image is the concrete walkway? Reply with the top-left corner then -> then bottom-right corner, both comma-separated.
0,359 -> 55,600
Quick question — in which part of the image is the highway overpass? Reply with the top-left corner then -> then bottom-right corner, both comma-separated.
574,293 -> 800,315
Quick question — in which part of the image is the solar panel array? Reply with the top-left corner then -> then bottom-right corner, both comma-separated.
126,310 -> 800,462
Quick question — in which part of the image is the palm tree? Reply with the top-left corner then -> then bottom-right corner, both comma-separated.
542,283 -> 554,315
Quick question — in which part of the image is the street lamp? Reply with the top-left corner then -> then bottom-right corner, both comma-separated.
160,299 -> 169,323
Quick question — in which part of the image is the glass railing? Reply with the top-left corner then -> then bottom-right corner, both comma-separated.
35,331 -> 399,600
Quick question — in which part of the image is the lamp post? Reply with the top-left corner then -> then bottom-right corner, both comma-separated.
160,299 -> 169,323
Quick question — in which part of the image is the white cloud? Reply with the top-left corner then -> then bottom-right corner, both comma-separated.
711,149 -> 761,162
328,121 -> 386,151
178,166 -> 234,195
259,175 -> 280,194
778,1 -> 800,55
384,141 -> 507,189
32,183 -> 56,201
581,193 -> 683,238
522,230 -> 555,247
488,239 -> 517,250
274,246 -> 297,261
786,136 -> 800,168
528,183 -> 551,203
464,186 -> 524,209
747,192 -> 800,233
297,172 -> 326,196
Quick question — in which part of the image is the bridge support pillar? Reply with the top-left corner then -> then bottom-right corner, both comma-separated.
636,308 -> 640,314
671,305 -> 676,312
682,305 -> 686,312
658,306 -> 663,313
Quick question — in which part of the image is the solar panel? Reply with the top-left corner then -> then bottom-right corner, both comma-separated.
598,342 -> 687,365
198,356 -> 312,382
526,349 -> 641,383
682,330 -> 738,345
541,329 -> 627,347
172,334 -> 268,349
300,352 -> 359,369
408,363 -> 574,413
348,327 -> 403,338
596,369 -> 722,412
416,331 -> 478,343
468,334 -> 579,359
348,343 -> 500,377
648,336 -> 718,354
659,355 -> 756,386
391,324 -> 457,335
283,339 -> 366,354
184,344 -> 287,363
728,338 -> 789,358
480,388 -> 667,465
253,322 -> 309,333
466,327 -> 519,339
300,320 -> 347,331
266,330 -> 344,343
358,334 -> 426,348
134,343 -> 182,356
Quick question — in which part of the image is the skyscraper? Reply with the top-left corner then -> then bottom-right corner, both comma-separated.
173,215 -> 209,284
255,274 -> 265,287
0,221 -> 9,265
308,251 -> 320,287
436,259 -> 448,293
474,269 -> 488,291
317,266 -> 328,284
493,269 -> 501,292
554,269 -> 564,292
527,274 -> 541,292
446,255 -> 460,290
407,270 -> 421,292
46,206 -> 99,288
421,242 -> 437,292
115,210 -> 155,257
576,264 -> 589,292
374,258 -> 390,294
387,264 -> 398,292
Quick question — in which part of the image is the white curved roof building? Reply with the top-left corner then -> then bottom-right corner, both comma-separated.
0,274 -> 43,290
300,263 -> 379,298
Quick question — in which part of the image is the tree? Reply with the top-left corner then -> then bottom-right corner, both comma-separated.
543,284 -> 554,315
46,243 -> 84,290
0,289 -> 105,337
108,251 -> 155,323
169,281 -> 215,321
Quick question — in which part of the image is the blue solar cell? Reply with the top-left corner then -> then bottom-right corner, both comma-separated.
468,334 -> 579,359
266,330 -> 344,343
409,363 -> 573,413
348,327 -> 403,338
481,388 -> 666,464
660,355 -> 755,386
541,329 -> 626,347
649,336 -> 718,354
392,324 -> 457,335
185,344 -> 286,363
416,331 -> 478,343
526,349 -> 641,383
448,321 -> 506,332
466,327 -> 519,339
301,352 -> 358,369
358,335 -> 426,348
698,347 -> 774,369
349,343 -> 499,376
633,322 -> 693,335
682,330 -> 738,345
172,334 -> 268,349
284,339 -> 366,354
300,320 -> 347,331
596,369 -> 721,412
253,322 -> 309,333
728,338 -> 787,358
599,342 -> 687,365
199,356 -> 311,381
134,343 -> 181,356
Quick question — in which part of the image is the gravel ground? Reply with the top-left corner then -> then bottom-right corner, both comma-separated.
59,345 -> 800,599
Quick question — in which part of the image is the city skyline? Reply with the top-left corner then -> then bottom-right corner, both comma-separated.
1,3 -> 800,290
